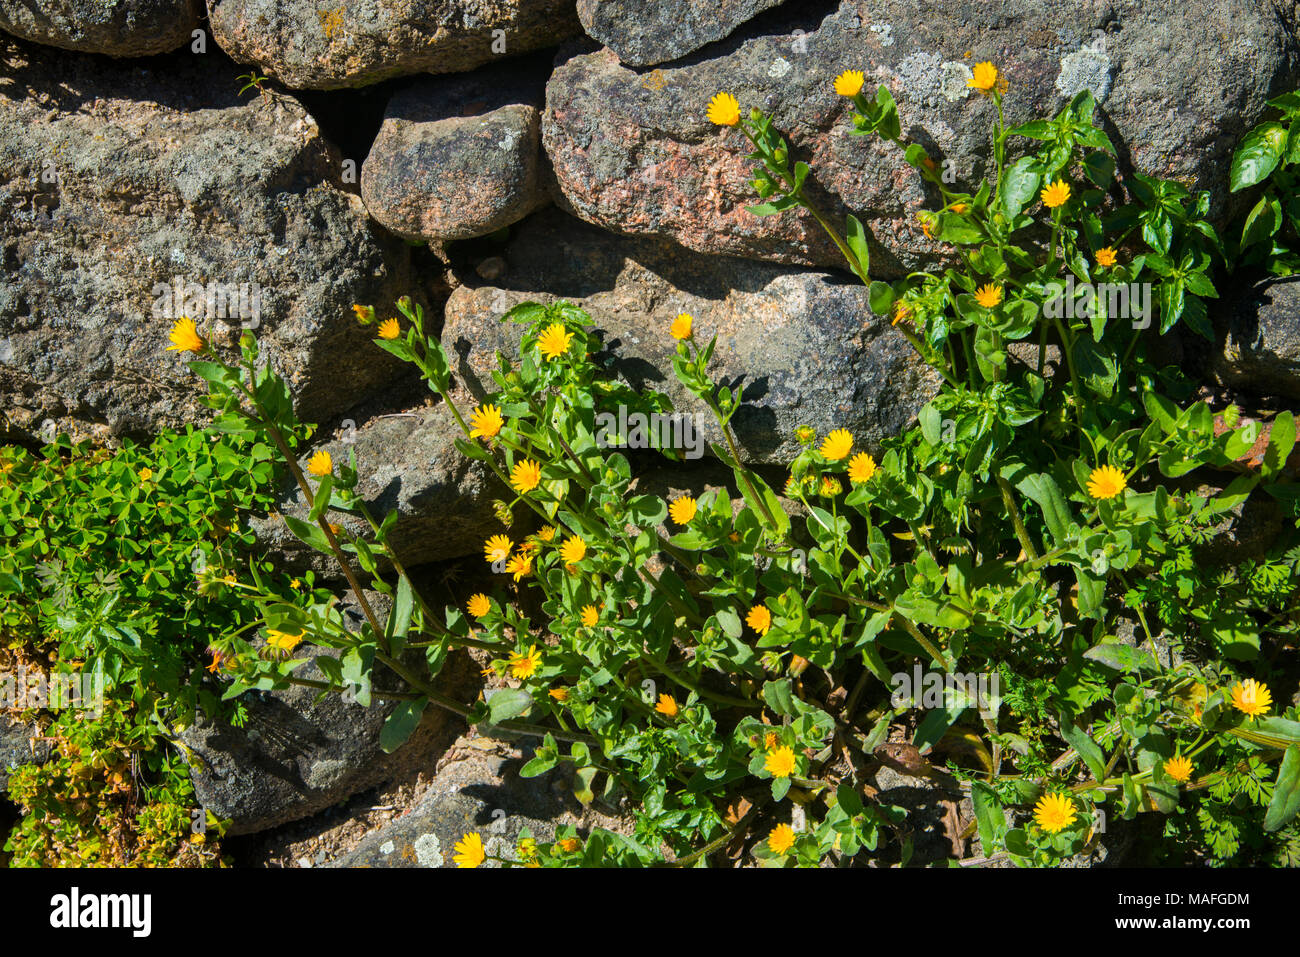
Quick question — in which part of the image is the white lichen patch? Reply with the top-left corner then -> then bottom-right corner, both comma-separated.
413,832 -> 443,867
379,840 -> 395,855
940,62 -> 975,102
768,57 -> 792,79
1056,37 -> 1113,102
869,24 -> 895,47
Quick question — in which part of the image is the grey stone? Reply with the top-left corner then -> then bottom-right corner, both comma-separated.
543,0 -> 1297,274
0,40 -> 414,441
362,70 -> 548,242
575,0 -> 786,67
442,209 -> 942,464
1215,277 -> 1300,400
0,713 -> 49,792
207,0 -> 582,90
0,0 -> 201,57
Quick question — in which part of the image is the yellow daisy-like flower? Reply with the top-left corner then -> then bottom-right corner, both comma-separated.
506,552 -> 533,581
655,694 -> 679,718
484,534 -> 513,564
377,317 -> 401,340
580,604 -> 599,627
307,450 -> 333,477
467,593 -> 492,619
469,404 -> 504,440
746,604 -> 772,636
767,823 -> 796,855
974,283 -> 1003,309
967,61 -> 999,92
1095,247 -> 1118,268
536,323 -> 574,362
510,459 -> 542,494
549,687 -> 569,702
1230,678 -> 1272,718
848,452 -> 877,484
536,525 -> 557,542
266,629 -> 303,653
138,467 -> 153,482
290,578 -> 302,590
820,428 -> 853,461
1086,464 -> 1127,500
165,317 -> 204,353
557,837 -> 582,853
764,732 -> 778,750
1040,180 -> 1071,209
1164,755 -> 1194,783
1033,793 -> 1078,834
669,495 -> 697,525
707,91 -> 741,126
834,69 -> 865,97
671,313 -> 693,340
508,644 -> 542,679
452,832 -> 486,868
352,304 -> 374,324
765,746 -> 796,778
560,534 -> 587,565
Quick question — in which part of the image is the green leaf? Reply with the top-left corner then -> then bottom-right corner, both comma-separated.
283,514 -> 332,554
1262,411 -> 1296,478
1230,122 -> 1287,192
389,574 -> 415,656
868,281 -> 894,316
1058,717 -> 1107,783
1265,746 -> 1300,831
971,782 -> 1004,855
486,688 -> 533,724
379,699 -> 426,753
1001,156 -> 1041,220
1013,471 -> 1071,545
844,213 -> 871,283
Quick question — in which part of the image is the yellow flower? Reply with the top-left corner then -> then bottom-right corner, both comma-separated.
767,823 -> 796,855
467,593 -> 492,618
669,495 -> 697,525
266,629 -> 303,653
671,313 -> 693,340
765,746 -> 796,778
1086,464 -> 1127,500
453,832 -> 486,868
746,604 -> 772,636
1040,180 -> 1071,209
508,644 -> 542,679
848,452 -> 877,484
352,304 -> 375,324
290,578 -> 302,590
707,91 -> 740,126
820,428 -> 853,461
307,450 -> 332,477
484,534 -> 513,564
549,687 -> 569,702
1230,678 -> 1272,718
560,534 -> 587,565
967,61 -> 999,92
655,694 -> 679,718
764,732 -> 777,750
377,317 -> 401,340
580,604 -> 599,627
557,837 -> 581,853
819,476 -> 842,496
536,525 -> 556,542
510,459 -> 542,494
138,467 -> 153,482
892,303 -> 913,327
506,552 -> 533,581
1095,246 -> 1118,268
974,284 -> 1003,309
949,202 -> 969,214
165,317 -> 204,353
536,322 -> 574,361
834,70 -> 865,97
1033,793 -> 1078,833
1164,755 -> 1194,783
469,404 -> 504,440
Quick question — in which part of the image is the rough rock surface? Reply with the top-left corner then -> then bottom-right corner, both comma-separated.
443,209 -> 942,463
207,0 -> 583,90
543,0 -> 1298,274
0,0 -> 201,57
253,403 -> 500,570
0,41 -> 413,440
332,733 -> 629,866
575,0 -> 787,67
0,714 -> 49,792
181,639 -> 477,836
362,70 -> 548,242
1215,277 -> 1300,400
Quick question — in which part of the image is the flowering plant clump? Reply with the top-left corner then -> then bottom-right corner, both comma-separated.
22,66 -> 1299,868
